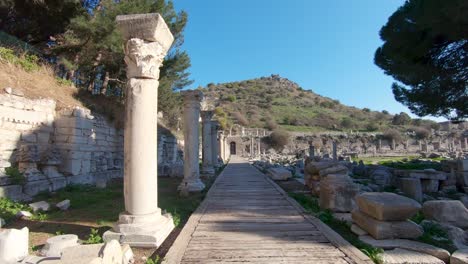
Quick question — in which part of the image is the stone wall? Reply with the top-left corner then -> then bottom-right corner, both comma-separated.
0,92 -> 183,201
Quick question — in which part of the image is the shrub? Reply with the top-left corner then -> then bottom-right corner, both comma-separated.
268,129 -> 290,151
366,122 -> 379,131
232,112 -> 249,126
226,95 -> 236,102
0,197 -> 29,223
5,167 -> 25,185
414,127 -> 431,139
383,129 -> 403,142
392,112 -> 411,125
340,117 -> 354,129
362,108 -> 371,112
55,77 -> 74,86
0,47 -> 40,72
83,228 -> 103,244
382,110 -> 389,115
265,119 -> 278,130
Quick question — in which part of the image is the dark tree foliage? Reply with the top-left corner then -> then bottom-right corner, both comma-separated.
392,112 -> 411,125
0,0 -> 84,44
375,0 -> 468,120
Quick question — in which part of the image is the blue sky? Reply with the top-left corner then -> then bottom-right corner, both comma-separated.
173,0 -> 444,121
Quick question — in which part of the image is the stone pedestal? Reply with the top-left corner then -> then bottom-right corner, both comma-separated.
103,13 -> 175,248
200,111 -> 215,176
179,90 -> 205,193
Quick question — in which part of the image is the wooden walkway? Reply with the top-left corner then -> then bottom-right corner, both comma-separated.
163,157 -> 371,264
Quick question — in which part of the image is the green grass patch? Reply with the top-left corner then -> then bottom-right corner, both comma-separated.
5,166 -> 26,185
289,193 -> 383,263
418,221 -> 457,253
0,47 -> 40,72
0,197 -> 30,223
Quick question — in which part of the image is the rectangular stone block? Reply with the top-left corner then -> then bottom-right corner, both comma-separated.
23,180 -> 50,196
355,192 -> 421,221
352,210 -> 423,240
36,132 -> 50,144
458,159 -> 468,172
421,179 -> 439,193
116,13 -> 174,51
61,159 -> 82,176
0,185 -> 22,201
50,177 -> 67,191
399,178 -> 423,202
409,171 -> 447,181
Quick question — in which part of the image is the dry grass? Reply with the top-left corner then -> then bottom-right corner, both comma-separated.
0,61 -> 83,109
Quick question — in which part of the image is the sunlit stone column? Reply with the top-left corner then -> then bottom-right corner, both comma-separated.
211,120 -> 220,167
179,90 -> 205,192
257,138 -> 261,158
200,111 -> 215,175
219,131 -> 225,163
104,13 -> 174,247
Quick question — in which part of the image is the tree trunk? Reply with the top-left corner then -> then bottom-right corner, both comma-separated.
101,71 -> 109,95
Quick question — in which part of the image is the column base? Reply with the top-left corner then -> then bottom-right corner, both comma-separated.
201,165 -> 215,176
103,210 -> 174,248
178,179 -> 205,192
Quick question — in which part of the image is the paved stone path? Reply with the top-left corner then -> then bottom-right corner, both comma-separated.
164,157 -> 371,264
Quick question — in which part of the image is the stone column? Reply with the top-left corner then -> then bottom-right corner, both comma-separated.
104,13 -> 174,247
309,144 -> 315,158
211,120 -> 220,167
200,111 -> 215,175
332,142 -> 337,161
250,136 -> 254,158
257,138 -> 261,158
179,90 -> 205,192
218,131 -> 224,163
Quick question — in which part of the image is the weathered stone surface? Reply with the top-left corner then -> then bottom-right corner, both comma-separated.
422,200 -> 468,229
16,210 -> 32,218
41,234 -> 79,257
29,201 -> 50,212
410,171 -> 447,181
451,249 -> 468,264
101,240 -> 123,264
355,192 -> 421,221
116,13 -> 174,51
352,210 -> 423,239
333,213 -> 352,225
124,39 -> 166,79
359,235 -> 450,262
320,174 -> 359,212
421,179 -> 440,193
20,255 -> 61,264
267,167 -> 292,181
121,244 -> 134,264
381,248 -> 444,264
56,199 -> 70,211
318,164 -> 348,177
0,227 -> 29,263
399,178 -> 423,202
421,220 -> 468,250
371,168 -> 393,186
61,243 -> 103,264
0,185 -> 23,201
351,224 -> 368,236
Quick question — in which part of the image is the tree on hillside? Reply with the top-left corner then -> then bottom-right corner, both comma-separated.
392,112 -> 411,125
0,0 -> 84,45
375,0 -> 468,120
55,0 -> 192,117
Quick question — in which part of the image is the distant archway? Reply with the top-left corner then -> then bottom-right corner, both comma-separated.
230,142 -> 237,155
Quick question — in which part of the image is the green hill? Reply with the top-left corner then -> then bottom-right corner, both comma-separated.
201,74 -> 438,133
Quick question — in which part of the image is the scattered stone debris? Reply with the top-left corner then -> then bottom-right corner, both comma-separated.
422,200 -> 468,229
381,248 -> 444,264
0,227 -> 29,263
56,199 -> 71,211
28,201 -> 50,213
16,210 -> 33,219
40,234 -> 79,258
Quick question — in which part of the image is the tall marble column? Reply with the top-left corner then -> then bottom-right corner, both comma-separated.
104,13 -> 174,247
211,120 -> 220,167
219,131 -> 225,163
179,90 -> 205,192
200,111 -> 215,175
